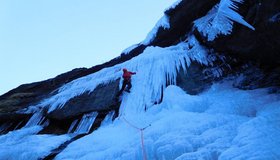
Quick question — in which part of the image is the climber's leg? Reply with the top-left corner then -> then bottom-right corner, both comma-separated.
116,80 -> 128,97
125,81 -> 132,93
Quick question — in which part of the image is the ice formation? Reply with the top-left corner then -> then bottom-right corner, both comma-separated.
55,82 -> 280,160
195,0 -> 255,41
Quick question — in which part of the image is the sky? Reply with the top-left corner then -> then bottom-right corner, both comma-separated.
0,0 -> 178,95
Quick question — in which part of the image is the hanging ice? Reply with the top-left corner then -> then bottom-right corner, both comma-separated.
74,112 -> 98,134
24,110 -> 46,128
100,111 -> 115,127
22,35 -> 210,116
0,123 -> 13,134
68,119 -> 79,133
195,0 -> 255,41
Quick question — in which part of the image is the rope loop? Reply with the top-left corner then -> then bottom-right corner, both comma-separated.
121,117 -> 151,160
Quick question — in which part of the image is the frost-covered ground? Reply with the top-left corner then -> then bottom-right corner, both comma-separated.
55,82 -> 280,160
0,126 -> 71,160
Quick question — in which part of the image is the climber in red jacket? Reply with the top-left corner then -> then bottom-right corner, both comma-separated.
117,68 -> 136,96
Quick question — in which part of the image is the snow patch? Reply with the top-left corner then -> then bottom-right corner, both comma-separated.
165,0 -> 183,11
122,44 -> 140,54
142,15 -> 170,45
0,126 -> 71,160
56,82 -> 280,159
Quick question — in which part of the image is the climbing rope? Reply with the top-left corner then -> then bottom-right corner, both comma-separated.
122,117 -> 151,160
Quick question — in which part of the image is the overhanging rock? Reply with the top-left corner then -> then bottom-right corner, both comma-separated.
177,62 -> 214,95
48,79 -> 120,120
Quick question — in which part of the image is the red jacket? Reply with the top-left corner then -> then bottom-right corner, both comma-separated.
122,69 -> 136,80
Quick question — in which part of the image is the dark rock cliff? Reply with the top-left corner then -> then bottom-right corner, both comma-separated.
48,79 -> 120,120
195,0 -> 280,67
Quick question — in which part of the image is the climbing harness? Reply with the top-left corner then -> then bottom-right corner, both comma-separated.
122,117 -> 151,160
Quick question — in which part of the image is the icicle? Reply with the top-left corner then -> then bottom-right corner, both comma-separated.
23,35 -> 212,116
0,123 -> 13,133
24,110 -> 45,128
101,111 -> 115,127
74,112 -> 98,134
14,121 -> 24,130
67,119 -> 79,133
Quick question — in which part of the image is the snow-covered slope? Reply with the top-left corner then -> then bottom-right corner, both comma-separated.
1,80 -> 280,159
55,82 -> 280,160
0,126 -> 71,159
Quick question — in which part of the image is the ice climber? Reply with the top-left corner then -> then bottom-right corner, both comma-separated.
117,68 -> 136,96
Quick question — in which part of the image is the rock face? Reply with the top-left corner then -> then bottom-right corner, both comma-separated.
233,64 -> 280,90
151,0 -> 220,47
48,79 -> 120,120
177,63 -> 213,95
0,113 -> 30,123
0,92 -> 37,113
0,92 -> 34,123
195,0 -> 280,67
